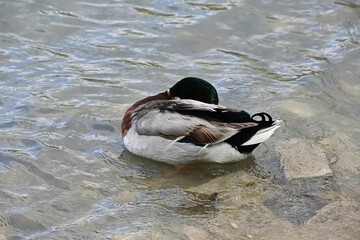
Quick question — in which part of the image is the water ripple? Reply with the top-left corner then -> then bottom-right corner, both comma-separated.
1,0 -> 360,238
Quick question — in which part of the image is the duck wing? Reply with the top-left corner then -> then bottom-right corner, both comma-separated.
133,99 -> 258,145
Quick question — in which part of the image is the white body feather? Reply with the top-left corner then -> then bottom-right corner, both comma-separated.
124,126 -> 247,165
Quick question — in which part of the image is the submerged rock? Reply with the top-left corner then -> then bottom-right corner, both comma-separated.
185,171 -> 260,201
276,138 -> 333,179
279,100 -> 317,118
183,225 -> 211,240
263,191 -> 327,225
305,200 -> 360,239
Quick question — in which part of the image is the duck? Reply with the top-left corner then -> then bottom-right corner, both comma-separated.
121,77 -> 281,166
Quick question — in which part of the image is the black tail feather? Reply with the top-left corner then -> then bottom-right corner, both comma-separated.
226,112 -> 275,154
251,112 -> 274,126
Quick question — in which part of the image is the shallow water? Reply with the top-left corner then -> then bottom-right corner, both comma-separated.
0,0 -> 359,239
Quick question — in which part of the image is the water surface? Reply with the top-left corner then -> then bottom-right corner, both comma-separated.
0,0 -> 359,239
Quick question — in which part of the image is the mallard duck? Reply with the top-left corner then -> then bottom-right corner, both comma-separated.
121,77 -> 281,166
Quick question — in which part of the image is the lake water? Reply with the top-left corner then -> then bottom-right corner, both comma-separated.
0,0 -> 359,239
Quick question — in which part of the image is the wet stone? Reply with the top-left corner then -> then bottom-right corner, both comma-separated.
337,151 -> 360,173
0,228 -> 5,240
263,192 -> 327,225
185,171 -> 259,201
279,100 -> 317,118
305,200 -> 360,239
318,136 -> 360,173
276,138 -> 333,179
207,202 -> 295,240
183,225 -> 210,240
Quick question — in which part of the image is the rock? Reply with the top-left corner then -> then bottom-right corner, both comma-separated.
337,151 -> 360,174
117,190 -> 138,202
304,200 -> 360,239
276,138 -> 333,179
263,191 -> 327,225
208,198 -> 360,239
207,203 -> 295,240
246,233 -> 253,239
279,100 -> 316,118
185,171 -> 258,201
0,228 -> 6,240
230,222 -> 238,229
319,136 -> 360,173
107,228 -> 181,240
183,225 -> 210,240
340,81 -> 360,97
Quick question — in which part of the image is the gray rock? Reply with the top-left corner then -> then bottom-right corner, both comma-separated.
185,171 -> 260,201
304,200 -> 360,240
183,225 -> 211,240
279,100 -> 317,118
276,138 -> 333,179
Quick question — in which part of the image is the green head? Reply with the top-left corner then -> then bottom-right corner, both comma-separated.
169,77 -> 219,104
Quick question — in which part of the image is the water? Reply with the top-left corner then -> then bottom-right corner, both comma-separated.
0,0 -> 359,239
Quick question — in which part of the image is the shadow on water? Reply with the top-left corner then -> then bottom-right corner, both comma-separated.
115,149 -> 255,187
111,150 -> 257,216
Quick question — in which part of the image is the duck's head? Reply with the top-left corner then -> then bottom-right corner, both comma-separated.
169,77 -> 219,104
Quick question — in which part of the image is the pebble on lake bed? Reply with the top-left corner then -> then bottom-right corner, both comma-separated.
277,139 -> 333,179
230,222 -> 238,229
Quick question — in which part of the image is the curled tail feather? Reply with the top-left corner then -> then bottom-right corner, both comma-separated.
241,112 -> 281,146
